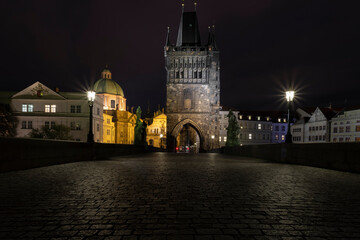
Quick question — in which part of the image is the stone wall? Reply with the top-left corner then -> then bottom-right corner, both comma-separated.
223,143 -> 360,173
0,137 -> 146,172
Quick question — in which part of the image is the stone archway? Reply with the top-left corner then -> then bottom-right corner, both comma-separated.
168,119 -> 205,152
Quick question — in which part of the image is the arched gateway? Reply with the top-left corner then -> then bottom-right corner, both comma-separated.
170,119 -> 205,152
164,3 -> 221,152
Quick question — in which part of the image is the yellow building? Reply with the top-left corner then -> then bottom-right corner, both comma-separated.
103,113 -> 115,143
93,67 -> 136,144
146,108 -> 166,149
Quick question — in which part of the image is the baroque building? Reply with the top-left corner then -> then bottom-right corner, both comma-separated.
93,67 -> 136,144
165,3 -> 221,151
145,108 -> 167,149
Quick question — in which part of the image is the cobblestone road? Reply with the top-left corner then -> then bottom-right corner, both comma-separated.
1,153 -> 360,240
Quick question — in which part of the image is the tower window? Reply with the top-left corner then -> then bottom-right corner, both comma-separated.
176,71 -> 179,78
199,71 -> 202,78
111,100 -> 115,109
194,71 -> 197,78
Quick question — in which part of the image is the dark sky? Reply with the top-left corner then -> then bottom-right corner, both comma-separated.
1,0 -> 360,112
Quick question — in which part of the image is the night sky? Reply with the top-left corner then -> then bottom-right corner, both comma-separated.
1,0 -> 360,112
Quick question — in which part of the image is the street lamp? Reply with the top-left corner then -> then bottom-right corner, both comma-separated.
87,91 -> 96,143
160,134 -> 163,149
285,90 -> 295,143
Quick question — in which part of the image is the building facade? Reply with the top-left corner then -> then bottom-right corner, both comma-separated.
146,108 -> 167,149
165,5 -> 221,151
93,67 -> 136,145
219,109 -> 288,146
330,109 -> 360,142
11,81 -> 103,142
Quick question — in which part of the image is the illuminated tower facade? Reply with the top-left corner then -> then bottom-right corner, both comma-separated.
165,3 -> 220,151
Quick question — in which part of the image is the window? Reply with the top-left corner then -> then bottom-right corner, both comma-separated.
111,100 -> 115,109
334,127 -> 338,133
315,136 -> 318,141
51,122 -> 55,128
239,115 -> 243,120
45,105 -> 50,112
22,104 -> 27,112
28,121 -> 33,129
194,71 -> 197,78
198,71 -> 202,78
70,105 -> 76,113
308,136 -> 311,141
333,138 -> 337,142
283,118 -> 286,123
339,127 -> 344,133
316,126 -> 318,131
219,137 -> 221,142
339,137 -> 344,142
22,121 -> 26,129
97,124 -> 100,131
107,119 -> 110,124
45,121 -> 50,129
22,104 -> 33,112
281,135 -> 285,141
76,105 -> 81,113
249,133 -> 252,140
176,71 -> 179,78
257,116 -> 261,121
107,129 -> 110,135
76,139 -> 81,142
248,116 -> 252,120
356,137 -> 360,142
258,124 -> 261,130
51,105 -> 56,113
345,137 -> 350,142
275,126 -> 279,131
224,137 -> 227,142
262,134 -> 265,140
346,126 -> 351,132
323,135 -> 326,141
281,126 -> 285,131
309,127 -> 311,131
70,122 -> 75,130
97,108 -> 100,115
356,125 -> 360,132
76,123 -> 81,130
319,126 -> 322,131
275,134 -> 279,140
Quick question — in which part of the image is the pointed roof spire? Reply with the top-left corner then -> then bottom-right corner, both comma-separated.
207,25 -> 218,50
176,1 -> 201,47
165,26 -> 171,46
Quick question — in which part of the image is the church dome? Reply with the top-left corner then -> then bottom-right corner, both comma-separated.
93,67 -> 125,97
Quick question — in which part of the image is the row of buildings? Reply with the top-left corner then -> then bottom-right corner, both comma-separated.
291,106 -> 360,143
0,67 -> 166,148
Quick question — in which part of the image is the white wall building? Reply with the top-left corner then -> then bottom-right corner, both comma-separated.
330,109 -> 360,143
10,82 -> 103,142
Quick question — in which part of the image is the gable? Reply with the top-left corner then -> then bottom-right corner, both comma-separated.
12,81 -> 65,100
308,108 -> 327,123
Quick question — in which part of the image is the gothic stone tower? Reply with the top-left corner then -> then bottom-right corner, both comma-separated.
165,4 -> 220,151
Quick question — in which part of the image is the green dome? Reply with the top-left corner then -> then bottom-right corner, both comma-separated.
93,78 -> 124,97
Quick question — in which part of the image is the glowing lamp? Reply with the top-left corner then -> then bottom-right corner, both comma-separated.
87,91 -> 96,103
286,91 -> 295,102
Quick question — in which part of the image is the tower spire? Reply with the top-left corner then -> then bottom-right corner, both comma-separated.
165,27 -> 171,46
207,25 -> 218,50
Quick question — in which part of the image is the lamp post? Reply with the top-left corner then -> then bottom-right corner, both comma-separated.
160,133 -> 163,149
87,91 -> 96,143
285,90 -> 295,143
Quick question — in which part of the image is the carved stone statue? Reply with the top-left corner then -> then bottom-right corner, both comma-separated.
226,110 -> 240,147
134,106 -> 147,146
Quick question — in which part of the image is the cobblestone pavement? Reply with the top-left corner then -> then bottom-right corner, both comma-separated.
1,153 -> 360,240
